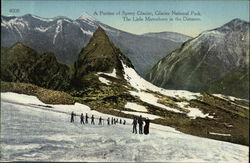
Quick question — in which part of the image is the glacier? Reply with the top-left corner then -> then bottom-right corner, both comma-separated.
0,92 -> 248,162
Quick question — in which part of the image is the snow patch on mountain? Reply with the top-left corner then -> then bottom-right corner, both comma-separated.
125,102 -> 148,112
121,61 -> 218,118
121,61 -> 200,101
120,110 -> 162,120
77,13 -> 96,22
98,69 -> 117,78
129,91 -> 182,113
77,13 -> 96,26
80,28 -> 93,35
14,26 -> 23,38
209,132 -> 231,137
187,107 -> 214,119
1,18 -> 30,31
176,102 -> 214,119
98,77 -> 111,85
53,20 -> 63,44
34,26 -> 50,32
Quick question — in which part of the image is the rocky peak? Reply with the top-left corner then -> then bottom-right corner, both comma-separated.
73,27 -> 133,88
217,18 -> 249,33
91,26 -> 112,44
77,12 -> 96,22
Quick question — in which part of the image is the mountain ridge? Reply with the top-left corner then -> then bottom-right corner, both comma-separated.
1,13 -> 190,77
147,18 -> 249,99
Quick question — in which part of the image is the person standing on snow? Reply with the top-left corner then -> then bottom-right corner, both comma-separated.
70,111 -> 76,123
111,117 -> 114,125
132,117 -> 138,134
123,120 -> 126,125
99,117 -> 103,125
91,115 -> 95,125
144,118 -> 150,135
85,113 -> 89,124
80,113 -> 84,124
138,115 -> 144,134
107,117 -> 110,125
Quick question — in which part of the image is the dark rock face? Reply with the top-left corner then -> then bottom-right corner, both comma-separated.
1,43 -> 72,91
147,19 -> 249,99
73,27 -> 133,89
1,14 -> 189,77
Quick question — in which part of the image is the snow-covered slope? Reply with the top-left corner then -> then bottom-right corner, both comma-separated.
120,61 -> 216,119
1,92 -> 248,162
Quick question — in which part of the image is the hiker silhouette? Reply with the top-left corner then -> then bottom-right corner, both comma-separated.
85,113 -> 89,124
132,117 -> 137,134
70,111 -> 76,122
91,115 -> 95,125
138,115 -> 144,134
99,117 -> 103,125
111,117 -> 114,125
80,113 -> 84,124
144,118 -> 150,135
107,117 -> 110,125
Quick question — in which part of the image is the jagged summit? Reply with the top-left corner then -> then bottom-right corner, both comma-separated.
73,27 -> 133,88
90,26 -> 112,44
77,12 -> 96,22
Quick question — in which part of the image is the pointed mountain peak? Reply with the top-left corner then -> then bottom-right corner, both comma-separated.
77,12 -> 96,21
218,18 -> 249,32
74,26 -> 133,88
91,26 -> 110,41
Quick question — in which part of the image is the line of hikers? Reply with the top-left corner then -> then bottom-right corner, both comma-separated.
70,112 -> 150,135
70,112 -> 126,126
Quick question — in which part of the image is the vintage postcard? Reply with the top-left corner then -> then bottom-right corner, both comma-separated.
0,0 -> 249,162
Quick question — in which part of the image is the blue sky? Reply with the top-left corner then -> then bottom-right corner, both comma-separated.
2,0 -> 249,37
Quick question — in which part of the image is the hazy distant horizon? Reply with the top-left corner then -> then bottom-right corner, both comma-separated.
2,0 -> 249,37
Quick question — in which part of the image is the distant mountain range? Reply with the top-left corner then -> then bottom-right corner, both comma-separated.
143,31 -> 191,43
1,13 -> 191,77
147,19 -> 249,99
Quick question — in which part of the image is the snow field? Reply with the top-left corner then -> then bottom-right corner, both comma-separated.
121,61 -> 218,119
0,92 -> 249,162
